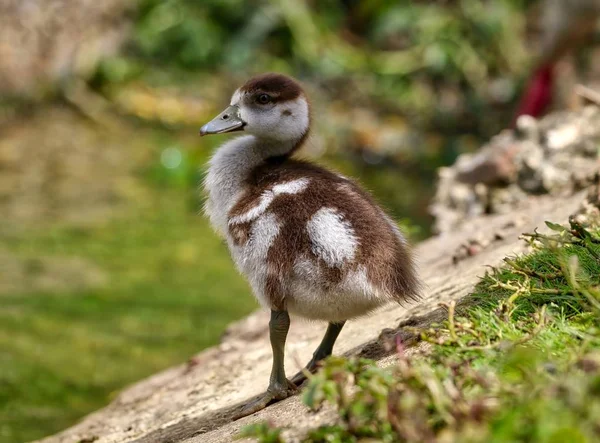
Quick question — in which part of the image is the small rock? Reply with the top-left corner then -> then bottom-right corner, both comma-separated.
430,107 -> 600,234
455,144 -> 520,185
546,124 -> 580,151
515,114 -> 540,142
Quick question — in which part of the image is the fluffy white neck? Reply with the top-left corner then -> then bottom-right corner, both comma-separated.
203,135 -> 295,236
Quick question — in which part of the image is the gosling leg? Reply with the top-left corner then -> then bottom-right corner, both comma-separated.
234,310 -> 296,419
290,321 -> 345,386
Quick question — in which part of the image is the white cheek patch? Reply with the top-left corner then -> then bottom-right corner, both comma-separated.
229,178 -> 310,226
241,96 -> 310,142
307,207 -> 358,267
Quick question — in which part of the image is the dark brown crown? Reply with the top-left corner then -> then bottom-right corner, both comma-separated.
240,73 -> 303,102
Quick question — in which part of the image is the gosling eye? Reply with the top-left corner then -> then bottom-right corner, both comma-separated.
256,93 -> 272,105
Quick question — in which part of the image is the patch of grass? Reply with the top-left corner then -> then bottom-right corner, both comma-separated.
0,190 -> 255,443
237,423 -> 284,443
242,216 -> 600,442
471,220 -> 600,318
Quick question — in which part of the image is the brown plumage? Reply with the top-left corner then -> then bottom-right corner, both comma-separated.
228,157 -> 419,316
239,73 -> 304,102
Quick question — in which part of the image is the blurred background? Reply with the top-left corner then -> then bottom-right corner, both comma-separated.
1,0 -> 599,441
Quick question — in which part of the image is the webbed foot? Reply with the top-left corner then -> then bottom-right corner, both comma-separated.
233,379 -> 297,420
290,360 -> 320,387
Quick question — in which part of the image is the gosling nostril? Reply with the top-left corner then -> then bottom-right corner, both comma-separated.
222,114 -> 229,120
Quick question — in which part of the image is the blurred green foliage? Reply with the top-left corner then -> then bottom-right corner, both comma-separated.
129,0 -> 533,131
95,0 -> 543,234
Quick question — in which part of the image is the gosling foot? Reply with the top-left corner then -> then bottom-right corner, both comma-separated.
289,359 -> 321,387
233,379 -> 297,420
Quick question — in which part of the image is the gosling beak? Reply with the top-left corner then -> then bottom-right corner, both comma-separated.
199,105 -> 245,136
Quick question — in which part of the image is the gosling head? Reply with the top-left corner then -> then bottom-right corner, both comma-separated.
200,73 -> 310,146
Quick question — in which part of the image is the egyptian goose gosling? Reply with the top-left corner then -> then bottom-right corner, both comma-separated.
200,73 -> 420,418
515,0 -> 600,120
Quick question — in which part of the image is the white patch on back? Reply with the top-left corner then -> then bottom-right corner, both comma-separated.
272,177 -> 309,195
229,178 -> 310,226
229,192 -> 275,226
307,207 -> 357,267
